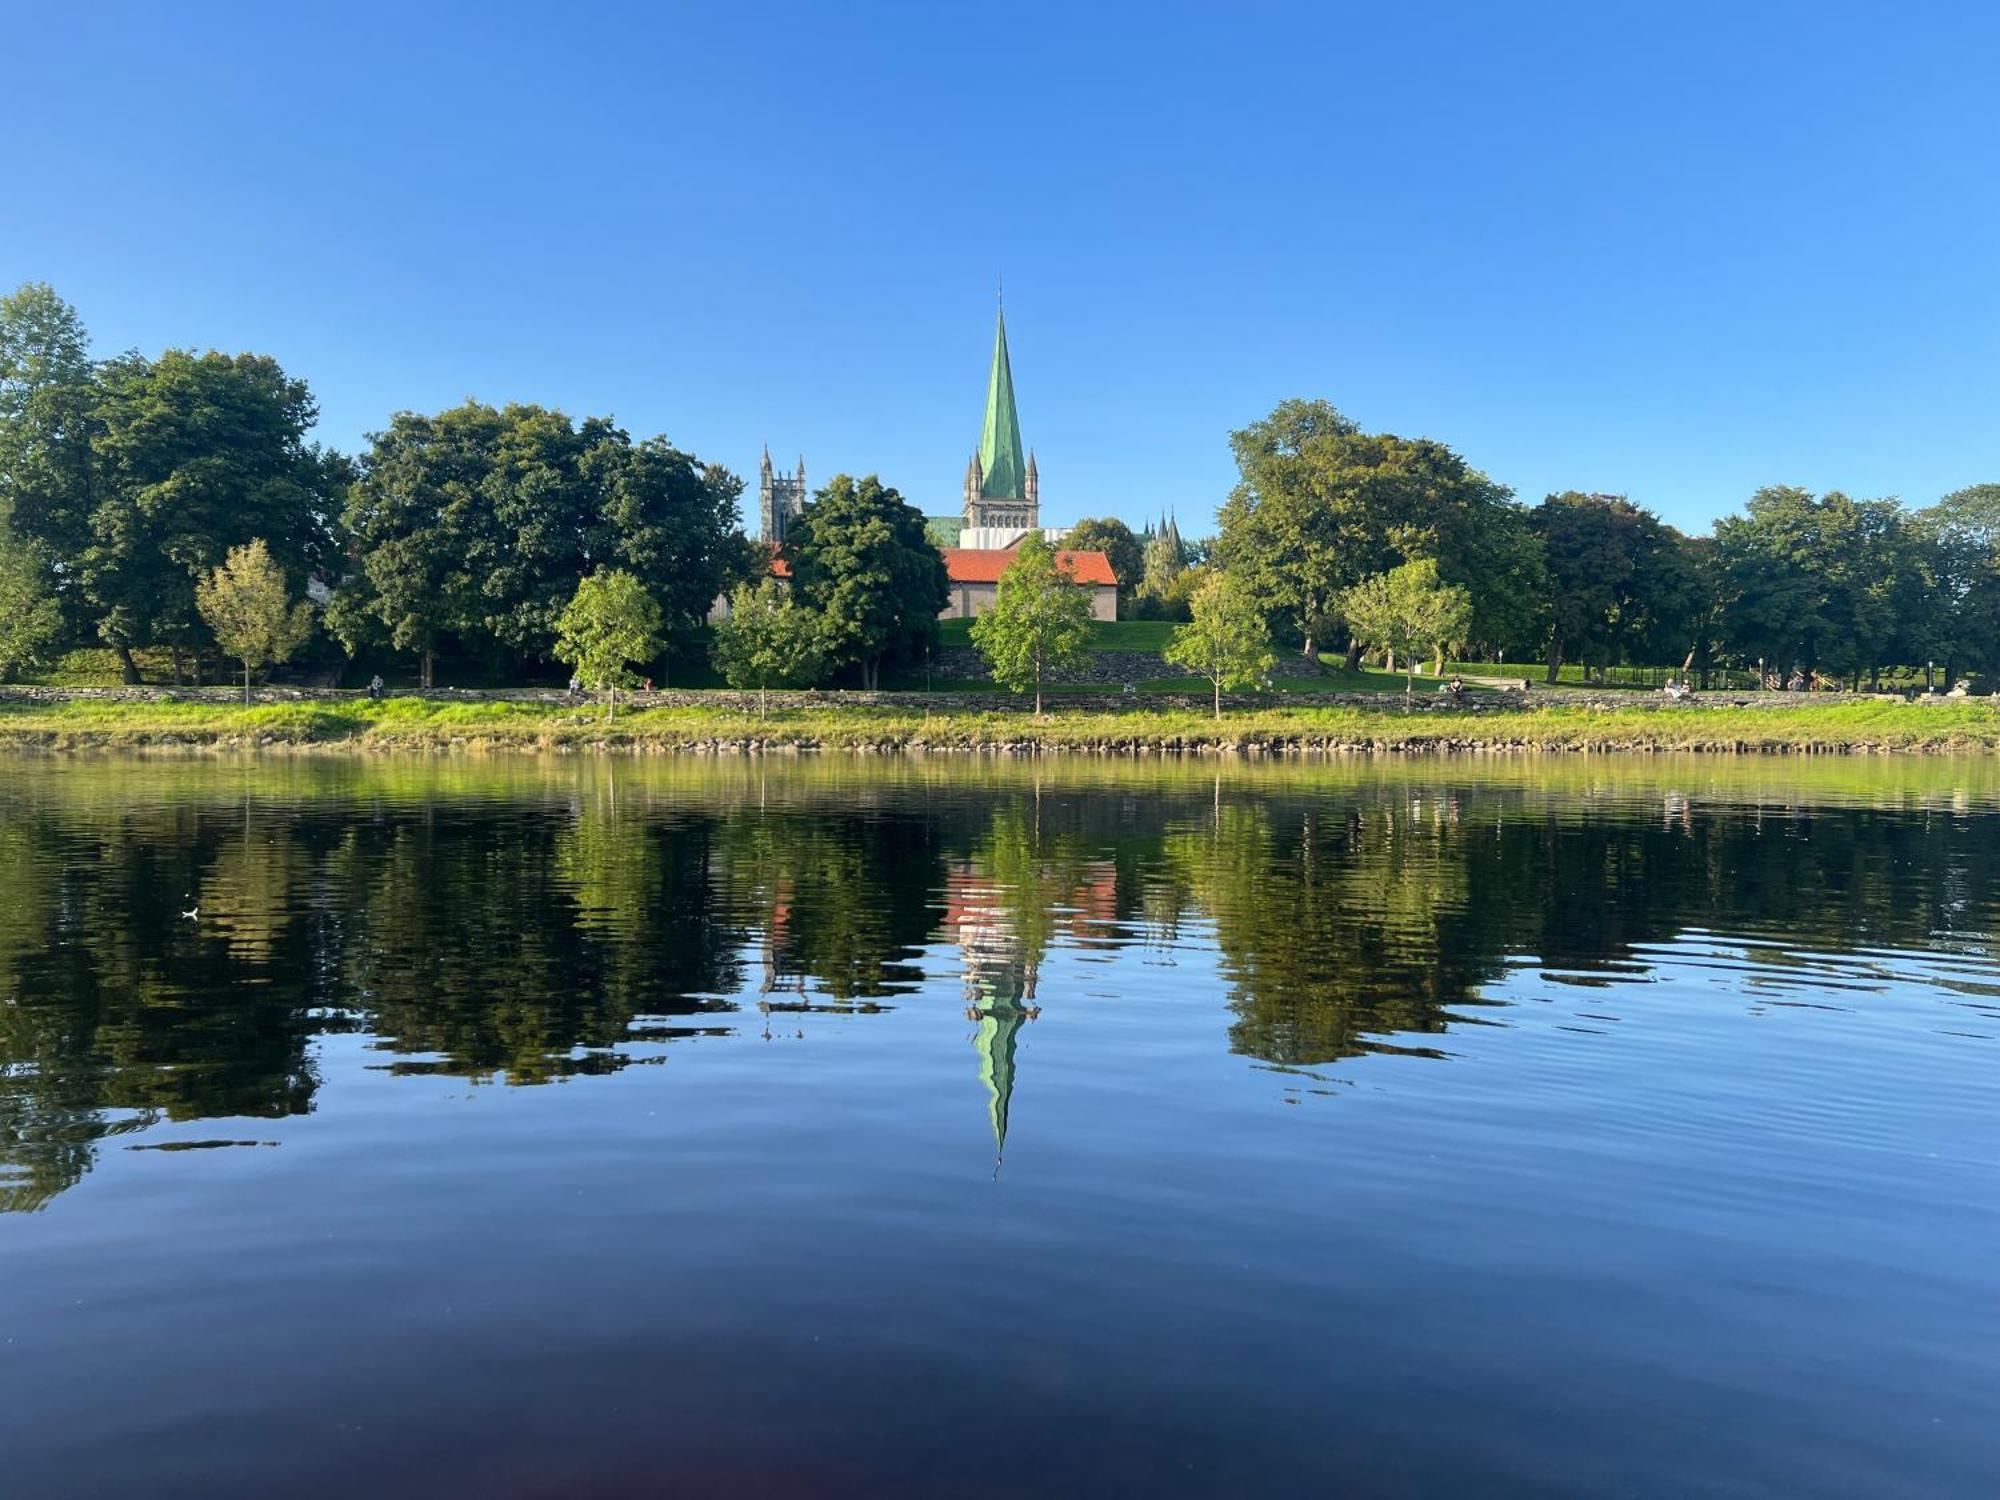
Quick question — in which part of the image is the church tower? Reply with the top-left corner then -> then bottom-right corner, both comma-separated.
963,309 -> 1037,534
758,446 -> 806,544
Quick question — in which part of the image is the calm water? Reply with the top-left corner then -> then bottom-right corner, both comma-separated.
2,756 -> 1997,1497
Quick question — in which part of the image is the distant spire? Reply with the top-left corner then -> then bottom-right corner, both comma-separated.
760,444 -> 773,474
977,308 -> 1027,502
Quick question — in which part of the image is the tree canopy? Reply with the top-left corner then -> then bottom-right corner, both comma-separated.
711,577 -> 827,715
553,569 -> 663,718
195,538 -> 317,702
788,474 -> 946,690
1163,573 -> 1276,716
969,534 -> 1095,714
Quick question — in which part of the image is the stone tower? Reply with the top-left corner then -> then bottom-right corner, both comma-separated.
758,446 -> 807,545
963,309 -> 1037,533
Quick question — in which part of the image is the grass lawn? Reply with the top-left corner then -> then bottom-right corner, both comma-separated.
934,618 -> 1181,652
0,693 -> 1993,756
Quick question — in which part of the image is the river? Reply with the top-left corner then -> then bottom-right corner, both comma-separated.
1,756 -> 1995,1496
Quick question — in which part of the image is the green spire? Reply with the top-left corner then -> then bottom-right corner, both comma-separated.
978,309 -> 1026,501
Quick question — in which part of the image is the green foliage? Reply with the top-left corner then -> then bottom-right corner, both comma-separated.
1062,517 -> 1145,600
0,522 -> 64,681
553,569 -> 663,717
336,402 -> 742,686
81,348 -> 340,680
0,283 -> 99,583
1339,559 -> 1474,693
1530,491 -> 1700,681
194,539 -> 317,701
788,474 -> 946,690
1163,573 -> 1277,715
1713,486 -> 1931,686
969,534 -> 1096,713
710,579 -> 827,713
1138,526 -> 1187,607
1217,399 -> 1531,662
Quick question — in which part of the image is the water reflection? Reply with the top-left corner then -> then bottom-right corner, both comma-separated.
2,757 -> 1997,1210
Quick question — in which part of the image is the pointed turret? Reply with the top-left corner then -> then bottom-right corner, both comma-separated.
977,309 -> 1027,503
1024,449 -> 1038,507
760,445 -> 773,476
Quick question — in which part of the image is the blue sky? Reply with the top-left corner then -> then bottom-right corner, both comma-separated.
6,1 -> 1997,536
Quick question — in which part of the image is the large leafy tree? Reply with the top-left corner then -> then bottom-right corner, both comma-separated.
331,405 -> 495,686
0,284 -> 100,599
335,402 -> 744,685
1714,486 -> 1924,685
80,350 -> 339,682
1061,517 -> 1144,606
1217,399 -> 1532,666
586,430 -> 746,676
1914,484 -> 2000,684
788,474 -> 946,690
969,534 -> 1095,714
1529,492 -> 1687,681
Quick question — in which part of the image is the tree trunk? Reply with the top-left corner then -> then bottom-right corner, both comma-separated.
117,644 -> 141,685
1301,632 -> 1319,663
244,662 -> 252,706
1213,677 -> 1221,719
1344,638 -> 1363,672
1433,644 -> 1445,675
1545,637 -> 1563,685
421,648 -> 434,690
169,648 -> 185,686
605,683 -> 615,720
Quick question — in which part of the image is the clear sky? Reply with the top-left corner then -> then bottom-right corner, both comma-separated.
6,1 -> 1997,536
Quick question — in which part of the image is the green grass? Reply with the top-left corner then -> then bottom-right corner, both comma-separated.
934,618 -> 1181,652
0,692 -> 1993,756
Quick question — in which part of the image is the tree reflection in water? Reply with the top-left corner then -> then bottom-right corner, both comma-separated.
1,757 -> 1995,1209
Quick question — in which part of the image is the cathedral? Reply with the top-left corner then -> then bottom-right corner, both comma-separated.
957,308 -> 1045,548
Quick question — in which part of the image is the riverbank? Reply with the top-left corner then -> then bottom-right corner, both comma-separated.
0,692 -> 1993,754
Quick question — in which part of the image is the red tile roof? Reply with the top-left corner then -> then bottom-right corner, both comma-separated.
766,547 -> 1116,586
942,548 -> 1117,586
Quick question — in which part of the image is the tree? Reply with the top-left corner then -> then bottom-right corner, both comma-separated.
1713,486 -> 1923,687
0,523 -> 63,682
336,402 -> 745,687
1062,518 -> 1144,610
194,539 -> 316,703
553,569 -> 662,718
1338,559 -> 1473,697
1137,526 -> 1189,617
969,534 -> 1094,714
710,578 -> 826,716
82,349 -> 340,683
1216,399 -> 1529,667
1163,573 -> 1277,717
1916,484 -> 2000,684
788,474 -> 946,690
0,283 -> 99,585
